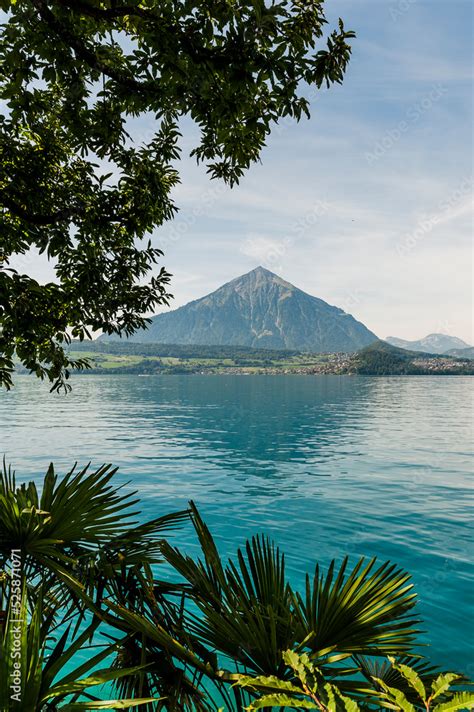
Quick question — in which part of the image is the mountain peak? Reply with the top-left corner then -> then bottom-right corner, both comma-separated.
231,266 -> 295,291
250,265 -> 273,274
235,265 -> 285,281
235,265 -> 275,279
386,333 -> 471,354
102,268 -> 378,352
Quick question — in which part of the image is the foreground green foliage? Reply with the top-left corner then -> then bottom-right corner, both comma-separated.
0,583 -> 158,710
0,462 -> 205,710
0,461 -> 189,593
373,657 -> 472,712
235,652 -> 472,712
0,464 -> 472,710
0,0 -> 355,391
161,504 -> 419,675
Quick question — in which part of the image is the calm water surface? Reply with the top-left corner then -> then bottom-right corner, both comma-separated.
1,375 -> 472,672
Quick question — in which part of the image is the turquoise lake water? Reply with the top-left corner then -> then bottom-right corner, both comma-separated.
1,374 -> 473,674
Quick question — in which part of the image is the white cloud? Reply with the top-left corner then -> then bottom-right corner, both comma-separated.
239,235 -> 287,264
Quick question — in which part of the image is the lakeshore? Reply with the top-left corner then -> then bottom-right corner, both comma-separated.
63,342 -> 474,377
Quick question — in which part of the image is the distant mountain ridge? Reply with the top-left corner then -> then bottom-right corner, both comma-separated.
386,333 -> 472,355
103,267 -> 378,352
445,346 -> 474,360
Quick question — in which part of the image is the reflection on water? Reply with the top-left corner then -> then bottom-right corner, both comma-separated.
0,374 -> 473,672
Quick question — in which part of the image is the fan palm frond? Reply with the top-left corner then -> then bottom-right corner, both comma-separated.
162,503 -> 298,676
0,462 -> 189,604
163,504 -> 421,683
0,577 -> 158,711
293,556 -> 420,660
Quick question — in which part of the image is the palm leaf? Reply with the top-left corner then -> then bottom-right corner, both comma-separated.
162,504 -> 297,675
163,506 -> 421,680
293,556 -> 420,658
0,462 -> 190,615
61,700 -> 161,710
43,664 -> 153,701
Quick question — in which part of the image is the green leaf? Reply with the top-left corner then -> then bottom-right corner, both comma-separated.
430,673 -> 463,701
44,665 -> 152,700
435,692 -> 474,712
236,674 -> 303,695
332,686 -> 361,712
389,657 -> 426,701
282,649 -> 313,686
373,676 -> 416,712
247,693 -> 318,710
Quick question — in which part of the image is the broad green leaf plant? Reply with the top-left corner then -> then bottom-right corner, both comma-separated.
371,658 -> 474,712
235,649 -> 361,711
235,652 -> 474,712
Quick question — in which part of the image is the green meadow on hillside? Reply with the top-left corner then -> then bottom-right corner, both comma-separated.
65,341 -> 474,376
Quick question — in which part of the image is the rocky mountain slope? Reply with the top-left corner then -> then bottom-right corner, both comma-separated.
104,267 -> 378,352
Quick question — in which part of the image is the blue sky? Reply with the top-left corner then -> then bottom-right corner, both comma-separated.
156,0 -> 473,342
18,0 -> 474,342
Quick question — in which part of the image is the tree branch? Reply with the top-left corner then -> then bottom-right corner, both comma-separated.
51,0 -> 256,73
30,0 -> 156,95
57,0 -> 155,21
2,193 -> 75,226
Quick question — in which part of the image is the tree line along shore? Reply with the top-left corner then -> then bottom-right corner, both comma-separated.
57,341 -> 474,377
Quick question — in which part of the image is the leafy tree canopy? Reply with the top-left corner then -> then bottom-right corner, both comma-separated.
0,0 -> 354,390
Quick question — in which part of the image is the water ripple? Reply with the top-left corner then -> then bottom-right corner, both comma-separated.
0,374 -> 472,671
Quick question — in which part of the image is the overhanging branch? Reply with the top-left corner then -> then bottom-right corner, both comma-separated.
57,0 -> 155,21
30,0 -> 157,96
2,192 -> 75,225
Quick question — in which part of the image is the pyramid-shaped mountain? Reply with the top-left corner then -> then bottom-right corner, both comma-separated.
116,267 -> 378,352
